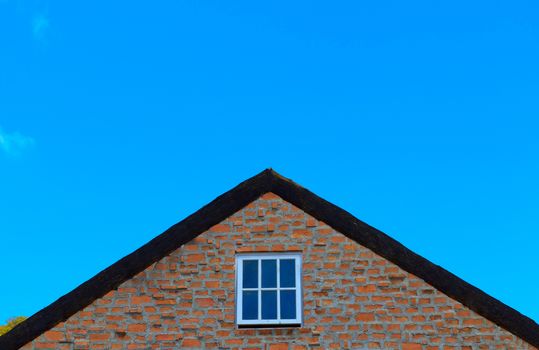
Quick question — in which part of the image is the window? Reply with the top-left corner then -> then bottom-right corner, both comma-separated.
236,253 -> 302,326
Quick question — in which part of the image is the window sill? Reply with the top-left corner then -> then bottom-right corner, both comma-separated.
237,323 -> 302,329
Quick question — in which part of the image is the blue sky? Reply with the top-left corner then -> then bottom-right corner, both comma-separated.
1,0 -> 538,324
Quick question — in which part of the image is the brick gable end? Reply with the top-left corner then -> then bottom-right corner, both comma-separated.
22,193 -> 536,350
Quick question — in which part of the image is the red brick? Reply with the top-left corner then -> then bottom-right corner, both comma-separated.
89,333 -> 110,341
355,313 -> 375,322
210,224 -> 230,233
156,334 -> 176,341
131,296 -> 152,304
127,324 -> 146,332
402,344 -> 422,350
182,338 -> 201,347
44,331 -> 64,341
184,254 -> 204,263
269,343 -> 289,350
195,298 -> 214,307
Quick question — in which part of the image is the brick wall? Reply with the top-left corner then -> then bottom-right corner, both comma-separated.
22,193 -> 535,349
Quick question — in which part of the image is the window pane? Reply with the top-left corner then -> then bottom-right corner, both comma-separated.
242,291 -> 258,320
261,291 -> 277,319
242,260 -> 258,288
280,290 -> 296,319
279,259 -> 296,288
261,259 -> 277,288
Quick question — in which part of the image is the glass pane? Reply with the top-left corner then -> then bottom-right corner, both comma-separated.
279,259 -> 296,288
242,260 -> 258,288
280,290 -> 296,319
261,291 -> 277,319
242,291 -> 258,320
261,259 -> 277,288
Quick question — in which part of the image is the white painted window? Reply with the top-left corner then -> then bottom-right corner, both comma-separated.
236,253 -> 302,326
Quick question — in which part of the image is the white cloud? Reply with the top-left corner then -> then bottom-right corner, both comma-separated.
0,127 -> 35,156
32,13 -> 50,42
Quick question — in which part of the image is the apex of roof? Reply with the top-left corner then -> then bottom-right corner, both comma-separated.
1,169 -> 538,349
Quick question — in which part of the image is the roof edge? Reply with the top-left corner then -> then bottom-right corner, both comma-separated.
1,168 -> 538,349
267,171 -> 539,347
0,169 -> 273,349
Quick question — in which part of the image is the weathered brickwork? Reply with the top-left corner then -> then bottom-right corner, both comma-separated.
22,193 -> 535,350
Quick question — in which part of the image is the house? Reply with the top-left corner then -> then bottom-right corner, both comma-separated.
1,169 -> 538,349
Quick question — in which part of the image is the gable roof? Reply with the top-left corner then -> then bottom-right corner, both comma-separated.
1,169 -> 538,349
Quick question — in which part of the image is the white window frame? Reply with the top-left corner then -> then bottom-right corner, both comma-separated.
236,253 -> 302,326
